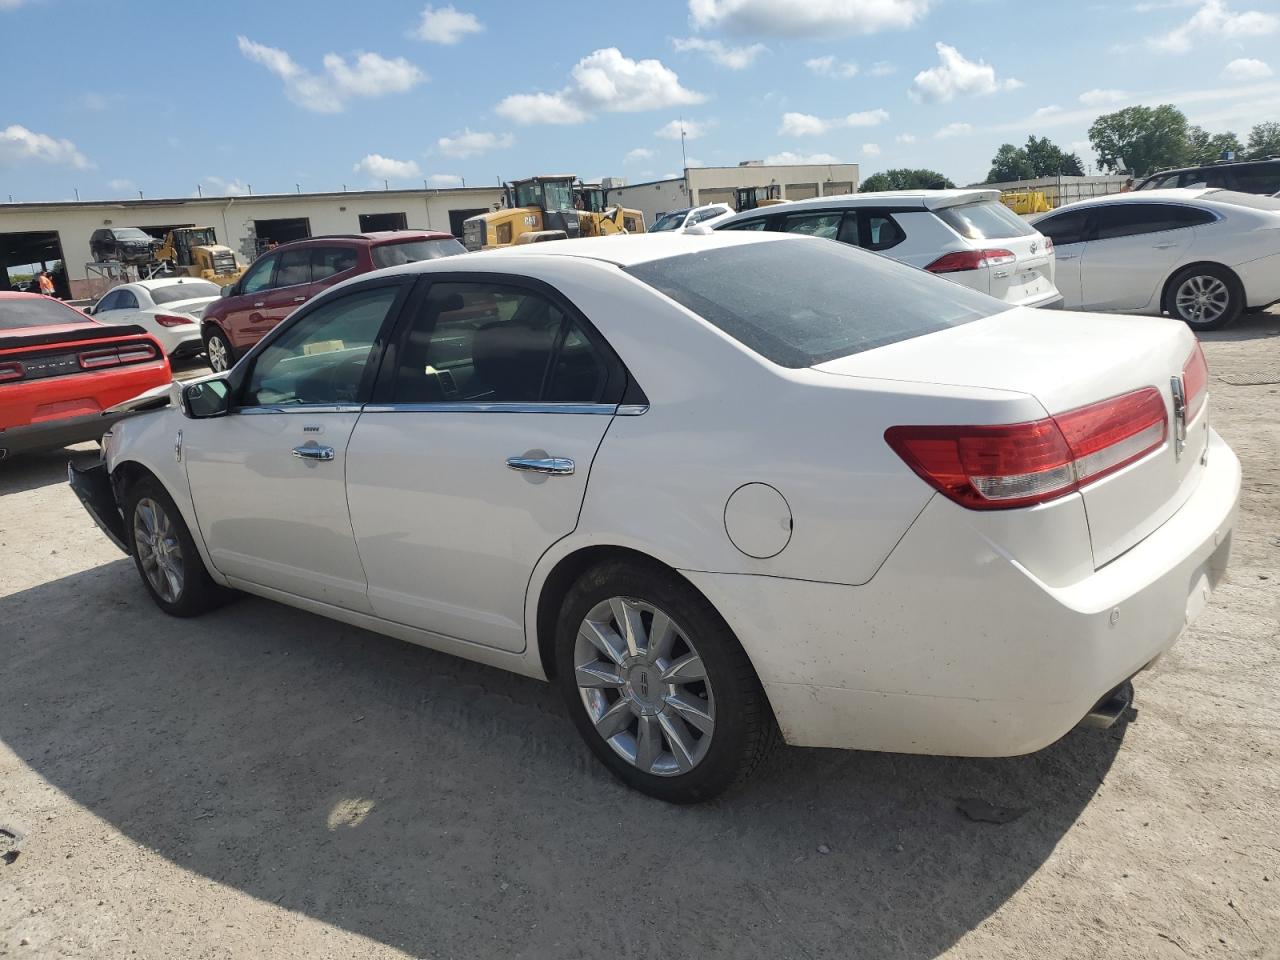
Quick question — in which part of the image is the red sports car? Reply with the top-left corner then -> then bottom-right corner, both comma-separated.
1,292 -> 171,459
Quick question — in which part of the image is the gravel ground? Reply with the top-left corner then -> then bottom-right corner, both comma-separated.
1,320 -> 1277,960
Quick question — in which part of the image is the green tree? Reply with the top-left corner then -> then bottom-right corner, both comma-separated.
986,136 -> 1084,183
1185,126 -> 1244,165
1088,104 -> 1190,176
860,168 -> 956,191
986,143 -> 1034,183
1246,121 -> 1280,159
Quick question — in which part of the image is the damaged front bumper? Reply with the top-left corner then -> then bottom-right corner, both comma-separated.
67,461 -> 129,554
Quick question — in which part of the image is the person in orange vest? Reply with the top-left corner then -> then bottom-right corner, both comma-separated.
37,269 -> 55,296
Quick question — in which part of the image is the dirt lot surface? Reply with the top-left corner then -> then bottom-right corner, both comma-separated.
2,323 -> 1278,960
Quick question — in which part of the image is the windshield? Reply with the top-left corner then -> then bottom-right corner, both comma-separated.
150,280 -> 221,304
938,201 -> 1037,239
1,296 -> 93,330
114,228 -> 153,241
372,238 -> 466,268
184,229 -> 217,245
650,210 -> 690,232
543,181 -> 574,212
625,238 -> 1001,368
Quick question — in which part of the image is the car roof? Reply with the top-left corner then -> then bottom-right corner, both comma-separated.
272,230 -> 455,251
1048,188 -> 1221,212
1143,157 -> 1279,177
720,188 -> 999,220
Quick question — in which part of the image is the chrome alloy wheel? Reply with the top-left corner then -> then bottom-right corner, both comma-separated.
1175,274 -> 1230,326
574,597 -> 716,776
133,497 -> 184,603
206,335 -> 229,372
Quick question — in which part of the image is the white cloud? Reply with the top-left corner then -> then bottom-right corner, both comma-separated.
354,153 -> 422,180
862,143 -> 881,156
689,0 -> 930,36
0,124 -> 90,169
1223,57 -> 1273,80
778,108 -> 889,136
910,43 -> 1022,102
108,178 -> 135,192
1079,88 -> 1132,105
428,173 -> 463,186
764,150 -> 841,164
685,157 -> 706,167
412,5 -> 483,44
0,0 -> 34,7
1149,0 -> 1278,52
806,55 -> 858,78
496,47 -> 704,125
237,36 -> 424,113
656,118 -> 710,140
672,36 -> 767,69
203,176 -> 249,196
436,128 -> 513,158
869,60 -> 896,76
895,132 -> 917,143
1031,105 -> 1062,119
625,147 -> 657,162
935,121 -> 973,139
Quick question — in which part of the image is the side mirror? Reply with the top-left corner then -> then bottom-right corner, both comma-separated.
181,378 -> 231,419
220,283 -> 236,298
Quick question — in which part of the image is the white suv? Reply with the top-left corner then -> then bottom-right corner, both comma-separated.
650,203 -> 735,233
714,189 -> 1061,308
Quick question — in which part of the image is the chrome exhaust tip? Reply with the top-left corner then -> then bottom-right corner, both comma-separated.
1080,680 -> 1133,729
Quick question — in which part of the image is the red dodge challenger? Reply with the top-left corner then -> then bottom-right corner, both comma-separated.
1,292 -> 172,459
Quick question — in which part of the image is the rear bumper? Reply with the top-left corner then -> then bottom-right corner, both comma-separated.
1032,293 -> 1065,310
168,336 -> 205,360
683,428 -> 1241,756
0,411 -> 122,457
68,461 -> 129,553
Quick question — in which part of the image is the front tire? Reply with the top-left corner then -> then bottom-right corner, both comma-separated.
1165,265 -> 1242,331
554,559 -> 777,803
124,475 -> 228,617
204,328 -> 234,373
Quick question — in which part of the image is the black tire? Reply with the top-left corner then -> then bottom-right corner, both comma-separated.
1164,264 -> 1242,331
123,474 -> 230,617
203,328 -> 235,373
554,559 -> 778,803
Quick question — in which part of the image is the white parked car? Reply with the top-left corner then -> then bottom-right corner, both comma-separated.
70,233 -> 1239,802
715,189 -> 1062,309
1032,189 -> 1280,330
649,203 -> 735,233
90,278 -> 221,359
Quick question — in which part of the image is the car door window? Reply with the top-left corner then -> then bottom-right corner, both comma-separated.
1095,203 -> 1208,239
274,248 -> 312,288
1229,166 -> 1280,194
116,290 -> 139,310
686,207 -> 722,226
95,290 -> 120,312
1036,209 -> 1093,246
861,212 -> 906,251
721,218 -> 768,231
240,255 -> 277,295
243,285 -> 399,407
311,246 -> 358,282
392,282 -> 609,403
782,212 -> 842,239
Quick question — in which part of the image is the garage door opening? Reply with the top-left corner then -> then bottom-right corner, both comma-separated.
1,230 -> 69,298
253,218 -> 311,255
359,212 -> 408,232
448,208 -> 488,238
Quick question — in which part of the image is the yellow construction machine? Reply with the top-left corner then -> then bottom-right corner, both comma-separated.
574,182 -> 646,236
156,226 -> 244,286
734,184 -> 784,211
462,175 -> 644,251
1000,191 -> 1053,215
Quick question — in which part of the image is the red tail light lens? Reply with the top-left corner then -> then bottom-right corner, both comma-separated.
154,314 -> 194,327
1182,340 -> 1208,424
0,361 -> 23,382
78,341 -> 160,370
886,387 -> 1170,510
925,249 -> 1016,273
79,349 -> 122,370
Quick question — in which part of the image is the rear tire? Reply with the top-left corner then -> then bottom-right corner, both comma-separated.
1164,265 -> 1242,331
554,559 -> 778,803
204,329 -> 234,373
124,475 -> 230,617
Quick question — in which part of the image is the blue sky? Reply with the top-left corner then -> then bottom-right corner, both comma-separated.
2,0 -> 1278,201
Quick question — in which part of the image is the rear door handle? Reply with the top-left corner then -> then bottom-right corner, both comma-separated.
506,456 -> 574,476
253,301 -> 265,308
293,445 -> 335,461
1153,243 -> 1179,249
1056,253 -> 1079,260
293,296 -> 307,303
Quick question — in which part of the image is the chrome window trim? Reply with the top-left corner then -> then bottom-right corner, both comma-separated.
237,404 -> 364,415
361,402 -> 620,415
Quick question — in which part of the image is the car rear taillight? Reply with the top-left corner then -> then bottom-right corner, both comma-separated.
1043,237 -> 1054,254
0,361 -> 24,383
78,341 -> 160,370
885,387 -> 1170,510
154,314 -> 194,327
1183,340 -> 1208,424
925,249 -> 1016,273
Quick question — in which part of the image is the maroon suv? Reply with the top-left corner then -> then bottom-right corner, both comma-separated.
201,230 -> 465,371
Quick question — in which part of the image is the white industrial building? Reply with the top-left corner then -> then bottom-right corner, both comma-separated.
0,186 -> 502,299
606,162 -> 860,226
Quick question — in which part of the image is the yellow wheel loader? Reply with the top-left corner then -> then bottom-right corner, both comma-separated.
734,185 -> 784,211
574,182 -> 647,236
462,175 -> 644,252
155,227 -> 244,286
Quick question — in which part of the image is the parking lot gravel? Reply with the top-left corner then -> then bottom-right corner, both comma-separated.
1,319 -> 1277,960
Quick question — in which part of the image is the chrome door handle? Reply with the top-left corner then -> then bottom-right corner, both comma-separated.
253,301 -> 265,308
1056,253 -> 1079,260
506,456 -> 574,476
292,444 -> 335,461
1153,243 -> 1178,249
292,296 -> 307,303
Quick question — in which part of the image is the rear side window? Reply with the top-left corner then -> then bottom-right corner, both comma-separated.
938,201 -> 1036,239
1094,203 -> 1214,240
862,212 -> 906,251
626,239 -> 1001,368
1036,209 -> 1092,246
0,296 -> 93,330
370,238 -> 465,269
782,212 -> 842,239
1229,164 -> 1280,194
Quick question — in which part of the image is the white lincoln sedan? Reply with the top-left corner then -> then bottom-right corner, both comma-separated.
70,233 -> 1240,803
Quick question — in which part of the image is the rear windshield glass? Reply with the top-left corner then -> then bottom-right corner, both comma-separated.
371,238 -> 466,268
625,238 -> 1002,368
150,280 -> 221,304
0,296 -> 92,330
938,200 -> 1037,239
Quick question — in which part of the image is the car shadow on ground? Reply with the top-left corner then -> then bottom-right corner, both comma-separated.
0,445 -> 100,497
1200,309 -> 1280,344
0,560 -> 1126,959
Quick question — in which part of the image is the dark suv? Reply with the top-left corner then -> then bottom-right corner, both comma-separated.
1137,158 -> 1280,194
90,227 -> 164,264
200,231 -> 465,371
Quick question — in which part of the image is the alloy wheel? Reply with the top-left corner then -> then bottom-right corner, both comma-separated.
574,597 -> 716,776
133,497 -> 185,603
207,336 -> 229,372
1174,275 -> 1229,326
